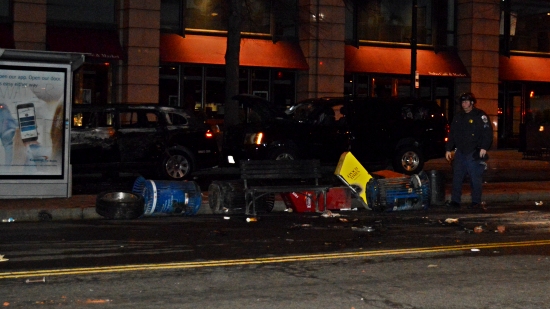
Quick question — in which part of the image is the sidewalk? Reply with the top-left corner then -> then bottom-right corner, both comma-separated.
1,150 -> 550,222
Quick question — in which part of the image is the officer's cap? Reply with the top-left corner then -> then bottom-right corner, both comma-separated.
459,92 -> 476,104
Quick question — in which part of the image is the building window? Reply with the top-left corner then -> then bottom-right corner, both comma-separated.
161,0 -> 296,39
47,0 -> 116,28
161,0 -> 183,34
345,0 -> 455,47
0,0 -> 10,23
501,0 -> 550,54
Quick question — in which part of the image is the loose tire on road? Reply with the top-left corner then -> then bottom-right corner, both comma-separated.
96,191 -> 145,219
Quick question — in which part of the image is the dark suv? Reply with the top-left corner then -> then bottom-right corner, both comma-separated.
223,95 -> 448,174
71,104 -> 219,179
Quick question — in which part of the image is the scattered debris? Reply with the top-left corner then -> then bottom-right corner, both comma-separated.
351,226 -> 374,232
535,201 -> 544,206
223,216 -> 230,220
339,218 -> 349,222
444,218 -> 459,224
246,217 -> 258,223
427,264 -> 438,268
471,248 -> 480,252
284,208 -> 293,212
496,225 -> 506,233
25,277 -> 46,284
321,210 -> 340,218
474,226 -> 483,234
0,255 -> 8,262
1,218 -> 14,223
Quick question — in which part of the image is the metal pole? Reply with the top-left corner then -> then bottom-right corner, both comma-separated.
410,0 -> 418,98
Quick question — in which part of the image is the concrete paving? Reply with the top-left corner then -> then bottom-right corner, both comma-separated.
1,149 -> 550,222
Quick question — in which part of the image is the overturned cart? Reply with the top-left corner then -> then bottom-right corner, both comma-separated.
335,152 -> 431,212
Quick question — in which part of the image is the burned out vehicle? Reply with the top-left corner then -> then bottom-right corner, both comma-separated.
223,95 -> 448,175
70,104 -> 219,179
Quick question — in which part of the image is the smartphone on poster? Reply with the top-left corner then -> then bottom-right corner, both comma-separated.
17,103 -> 38,142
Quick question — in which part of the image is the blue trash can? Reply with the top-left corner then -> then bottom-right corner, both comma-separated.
132,176 -> 202,216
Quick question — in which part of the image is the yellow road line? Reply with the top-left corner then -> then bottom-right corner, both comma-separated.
1,239 -> 549,279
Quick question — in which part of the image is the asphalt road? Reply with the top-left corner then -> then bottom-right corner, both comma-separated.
1,203 -> 550,308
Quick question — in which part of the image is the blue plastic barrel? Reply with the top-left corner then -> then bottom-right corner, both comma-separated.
132,176 -> 202,216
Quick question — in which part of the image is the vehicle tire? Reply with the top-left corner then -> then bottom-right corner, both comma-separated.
161,149 -> 194,180
208,180 -> 246,214
96,191 -> 144,220
268,146 -> 298,160
392,146 -> 424,175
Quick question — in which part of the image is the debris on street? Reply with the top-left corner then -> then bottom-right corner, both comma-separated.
0,255 -> 8,262
25,277 -> 46,284
474,226 -> 483,233
535,201 -> 544,206
351,226 -> 375,232
444,218 -> 459,224
496,225 -> 506,233
471,248 -> 480,252
321,210 -> 340,218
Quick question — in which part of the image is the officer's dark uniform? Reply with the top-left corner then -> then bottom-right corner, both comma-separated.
445,94 -> 493,207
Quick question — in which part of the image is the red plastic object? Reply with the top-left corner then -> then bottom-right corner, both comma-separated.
281,187 -> 352,212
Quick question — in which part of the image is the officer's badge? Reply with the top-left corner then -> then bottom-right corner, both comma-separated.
469,119 -> 473,123
481,115 -> 488,123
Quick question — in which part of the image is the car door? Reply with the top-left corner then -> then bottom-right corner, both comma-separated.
116,109 -> 164,166
71,109 -> 117,166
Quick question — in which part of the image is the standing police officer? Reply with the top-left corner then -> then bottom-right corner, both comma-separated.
445,92 -> 493,210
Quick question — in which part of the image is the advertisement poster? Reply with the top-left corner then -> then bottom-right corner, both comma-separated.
0,66 -> 66,177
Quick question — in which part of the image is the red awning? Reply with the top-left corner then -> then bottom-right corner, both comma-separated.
0,24 -> 14,49
345,45 -> 469,77
46,27 -> 124,61
160,34 -> 309,70
499,55 -> 550,82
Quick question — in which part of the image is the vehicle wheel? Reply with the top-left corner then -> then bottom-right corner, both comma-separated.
96,191 -> 144,220
162,149 -> 193,180
392,146 -> 424,175
268,146 -> 298,160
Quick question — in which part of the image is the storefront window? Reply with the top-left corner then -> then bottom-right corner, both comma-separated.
345,0 -> 455,46
47,0 -> 115,27
272,70 -> 296,109
159,65 -> 298,118
182,66 -> 203,112
205,67 -> 225,119
502,0 -> 550,53
159,66 -> 180,107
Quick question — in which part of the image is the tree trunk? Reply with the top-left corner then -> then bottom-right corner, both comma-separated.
224,0 -> 242,128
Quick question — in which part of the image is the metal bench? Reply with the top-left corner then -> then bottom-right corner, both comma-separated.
240,160 -> 332,215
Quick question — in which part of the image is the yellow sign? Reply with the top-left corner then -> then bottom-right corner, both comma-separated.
334,152 -> 372,205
